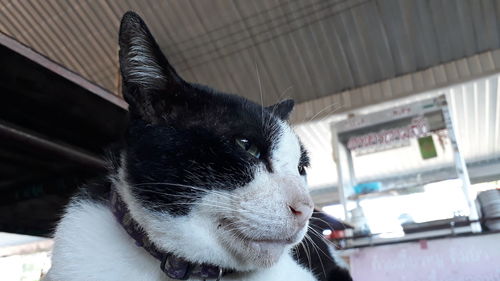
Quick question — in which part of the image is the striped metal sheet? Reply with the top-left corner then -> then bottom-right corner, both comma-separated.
292,49 -> 500,123
1,0 -> 500,109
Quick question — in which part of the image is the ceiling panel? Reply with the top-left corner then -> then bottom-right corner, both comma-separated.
1,0 -> 499,107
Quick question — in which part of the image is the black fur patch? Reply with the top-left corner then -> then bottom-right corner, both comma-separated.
299,143 -> 310,168
124,86 -> 285,215
118,12 -> 299,216
265,99 -> 295,120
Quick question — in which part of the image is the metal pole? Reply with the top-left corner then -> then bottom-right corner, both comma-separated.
0,120 -> 106,169
442,95 -> 481,232
331,126 -> 349,221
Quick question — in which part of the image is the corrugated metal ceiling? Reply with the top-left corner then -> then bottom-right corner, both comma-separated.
1,0 -> 500,107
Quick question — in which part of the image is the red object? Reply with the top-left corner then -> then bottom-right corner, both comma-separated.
330,230 -> 345,239
419,239 -> 428,250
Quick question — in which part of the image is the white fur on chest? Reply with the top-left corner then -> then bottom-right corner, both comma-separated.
46,200 -> 316,281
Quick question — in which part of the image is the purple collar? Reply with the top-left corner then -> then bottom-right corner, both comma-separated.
110,190 -> 231,280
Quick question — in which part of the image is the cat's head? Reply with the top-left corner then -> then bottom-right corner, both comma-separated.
114,11 -> 313,270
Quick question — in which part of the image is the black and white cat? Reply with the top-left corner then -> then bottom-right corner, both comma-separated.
46,12 -> 321,281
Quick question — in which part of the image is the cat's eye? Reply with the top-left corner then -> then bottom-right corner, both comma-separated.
298,165 -> 306,176
236,138 -> 261,158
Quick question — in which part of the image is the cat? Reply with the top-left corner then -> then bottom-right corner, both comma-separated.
46,11 -> 330,281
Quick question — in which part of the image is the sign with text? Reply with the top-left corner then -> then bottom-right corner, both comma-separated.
350,234 -> 500,281
347,117 -> 429,154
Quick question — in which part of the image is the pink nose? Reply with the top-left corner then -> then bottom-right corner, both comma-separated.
288,202 -> 313,227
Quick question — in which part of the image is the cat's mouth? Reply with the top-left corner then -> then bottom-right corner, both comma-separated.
236,232 -> 297,246
238,232 -> 304,267
220,219 -> 301,245
249,237 -> 295,244
219,218 -> 305,266
247,239 -> 289,259
246,232 -> 301,246
245,236 -> 297,255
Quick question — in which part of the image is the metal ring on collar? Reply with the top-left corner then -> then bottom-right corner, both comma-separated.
216,267 -> 223,281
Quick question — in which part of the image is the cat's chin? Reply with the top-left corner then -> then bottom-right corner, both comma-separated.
222,228 -> 306,269
246,239 -> 291,267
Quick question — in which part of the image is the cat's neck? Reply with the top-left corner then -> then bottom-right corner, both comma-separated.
47,197 -> 316,281
109,189 -> 230,280
48,198 -> 166,280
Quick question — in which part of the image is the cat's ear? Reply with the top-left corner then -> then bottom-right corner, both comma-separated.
118,11 -> 184,121
266,99 -> 295,120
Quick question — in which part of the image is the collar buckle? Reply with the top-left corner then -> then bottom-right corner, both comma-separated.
215,267 -> 223,281
202,268 -> 223,281
160,254 -> 189,280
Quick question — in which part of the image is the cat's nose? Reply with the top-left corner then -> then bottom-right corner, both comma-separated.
288,201 -> 313,228
278,175 -> 314,227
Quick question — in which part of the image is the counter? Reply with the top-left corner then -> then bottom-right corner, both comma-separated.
342,232 -> 500,281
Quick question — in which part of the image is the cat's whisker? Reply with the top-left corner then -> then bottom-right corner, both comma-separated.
222,226 -> 251,237
154,202 -> 238,213
132,182 -> 242,200
309,216 -> 337,228
278,85 -> 293,102
221,224 -> 250,242
221,217 -> 281,233
255,61 -> 264,128
141,196 -> 271,217
131,185 -> 276,217
307,225 -> 341,249
222,215 -> 281,229
294,241 -> 306,268
318,105 -> 344,123
301,235 -> 313,271
219,220 -> 242,230
306,227 -> 340,263
265,85 -> 293,131
309,216 -> 346,234
154,202 -> 232,210
156,183 -> 241,201
129,187 -> 201,199
302,235 -> 318,274
160,196 -> 272,217
305,102 -> 340,123
304,233 -> 327,279
265,86 -> 294,129
130,187 -> 213,201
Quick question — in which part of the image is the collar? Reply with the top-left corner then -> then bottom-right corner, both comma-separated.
109,190 -> 231,280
